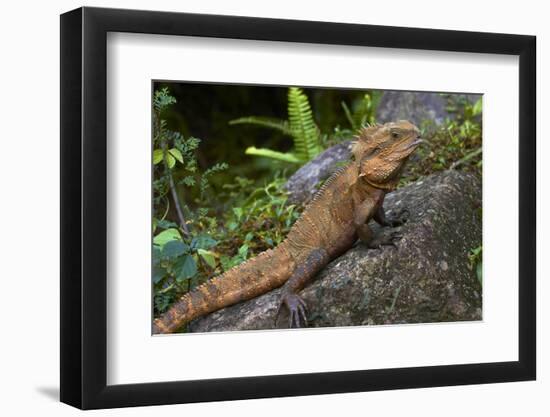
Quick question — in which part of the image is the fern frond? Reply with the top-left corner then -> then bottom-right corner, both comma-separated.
287,87 -> 322,161
229,116 -> 291,135
245,147 -> 301,163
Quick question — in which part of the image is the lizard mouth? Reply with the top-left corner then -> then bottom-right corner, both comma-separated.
409,138 -> 424,148
400,138 -> 424,154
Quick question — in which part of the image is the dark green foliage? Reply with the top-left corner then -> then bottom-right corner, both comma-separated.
153,88 -> 230,316
152,173 -> 303,317
152,88 -> 303,318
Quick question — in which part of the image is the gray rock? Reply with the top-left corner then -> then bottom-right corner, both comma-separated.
376,91 -> 481,126
284,141 -> 352,205
188,170 -> 482,333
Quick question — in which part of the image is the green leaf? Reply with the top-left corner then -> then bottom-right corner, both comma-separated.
156,219 -> 178,229
152,245 -> 162,265
153,228 -> 181,247
341,101 -> 355,129
476,261 -> 482,286
229,116 -> 291,135
175,254 -> 197,282
165,153 -> 176,169
152,265 -> 166,284
197,249 -> 218,268
472,98 -> 483,116
168,148 -> 183,163
232,207 -> 243,221
162,240 -> 188,258
245,147 -> 301,163
191,234 -> 217,250
153,149 -> 164,165
238,244 -> 249,258
220,255 -> 234,271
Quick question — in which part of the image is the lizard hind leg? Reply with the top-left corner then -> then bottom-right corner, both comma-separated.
276,248 -> 329,328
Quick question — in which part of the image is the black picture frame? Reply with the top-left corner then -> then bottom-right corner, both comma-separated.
60,6 -> 536,410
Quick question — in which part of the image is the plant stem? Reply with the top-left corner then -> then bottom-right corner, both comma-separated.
161,142 -> 190,237
169,170 -> 190,236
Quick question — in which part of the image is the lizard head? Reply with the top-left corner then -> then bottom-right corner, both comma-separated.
351,120 -> 422,189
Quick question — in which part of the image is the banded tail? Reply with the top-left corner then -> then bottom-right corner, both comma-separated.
153,244 -> 294,334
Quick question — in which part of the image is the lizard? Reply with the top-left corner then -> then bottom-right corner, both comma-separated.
153,120 -> 422,334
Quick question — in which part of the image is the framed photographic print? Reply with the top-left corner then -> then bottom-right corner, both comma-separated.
60,6 -> 536,410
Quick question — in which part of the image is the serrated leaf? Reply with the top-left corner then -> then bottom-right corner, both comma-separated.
165,153 -> 176,169
197,249 -> 218,268
153,228 -> 181,247
162,240 -> 188,258
175,255 -> 197,282
169,148 -> 183,163
153,149 -> 164,165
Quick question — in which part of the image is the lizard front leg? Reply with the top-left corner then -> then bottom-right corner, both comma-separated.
357,224 -> 401,249
355,199 -> 401,249
276,248 -> 329,328
374,205 -> 409,227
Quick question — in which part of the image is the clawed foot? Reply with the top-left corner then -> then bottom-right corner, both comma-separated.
368,230 -> 403,249
275,293 -> 308,328
386,208 -> 410,227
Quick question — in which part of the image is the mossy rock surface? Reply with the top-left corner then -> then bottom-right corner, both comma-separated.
189,170 -> 482,332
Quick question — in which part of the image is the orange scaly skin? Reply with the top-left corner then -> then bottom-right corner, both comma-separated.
153,120 -> 422,333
